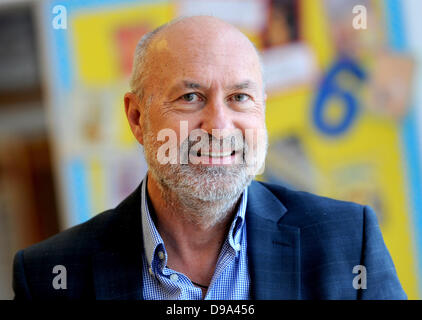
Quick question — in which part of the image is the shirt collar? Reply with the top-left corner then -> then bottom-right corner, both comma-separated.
140,174 -> 248,269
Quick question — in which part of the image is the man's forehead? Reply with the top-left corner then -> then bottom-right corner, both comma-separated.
151,36 -> 260,73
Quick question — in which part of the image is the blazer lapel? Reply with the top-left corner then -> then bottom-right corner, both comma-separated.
92,182 -> 144,300
246,181 -> 301,299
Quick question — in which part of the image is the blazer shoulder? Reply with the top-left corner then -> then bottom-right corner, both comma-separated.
13,183 -> 143,299
12,208 -> 120,300
21,180 -> 143,260
23,208 -> 118,261
256,181 -> 366,227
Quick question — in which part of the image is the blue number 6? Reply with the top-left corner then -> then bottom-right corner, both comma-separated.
312,57 -> 366,136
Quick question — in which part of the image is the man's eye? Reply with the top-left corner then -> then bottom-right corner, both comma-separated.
232,94 -> 250,102
181,93 -> 200,102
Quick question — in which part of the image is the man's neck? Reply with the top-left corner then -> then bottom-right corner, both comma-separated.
146,172 -> 241,284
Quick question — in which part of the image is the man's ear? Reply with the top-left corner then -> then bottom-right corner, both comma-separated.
124,92 -> 144,145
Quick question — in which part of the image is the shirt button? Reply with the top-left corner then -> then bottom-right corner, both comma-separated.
148,267 -> 154,276
158,251 -> 165,260
170,274 -> 179,282
234,243 -> 241,251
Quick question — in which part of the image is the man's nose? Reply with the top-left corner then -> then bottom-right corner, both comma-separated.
200,99 -> 235,138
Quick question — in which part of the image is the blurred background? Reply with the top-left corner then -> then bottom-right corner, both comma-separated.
0,0 -> 421,299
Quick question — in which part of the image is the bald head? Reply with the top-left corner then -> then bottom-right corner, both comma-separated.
129,16 -> 264,105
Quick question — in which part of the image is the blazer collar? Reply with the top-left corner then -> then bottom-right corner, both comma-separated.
246,181 -> 301,299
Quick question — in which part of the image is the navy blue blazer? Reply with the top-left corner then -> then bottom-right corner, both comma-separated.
13,180 -> 407,299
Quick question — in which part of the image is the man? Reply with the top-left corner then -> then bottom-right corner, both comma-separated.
13,16 -> 406,300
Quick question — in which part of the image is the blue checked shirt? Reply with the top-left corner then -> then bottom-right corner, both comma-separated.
140,175 -> 250,300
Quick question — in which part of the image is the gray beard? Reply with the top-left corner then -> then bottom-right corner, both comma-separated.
142,128 -> 265,228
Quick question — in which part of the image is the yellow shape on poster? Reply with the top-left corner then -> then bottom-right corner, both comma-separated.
71,2 -> 175,85
300,0 -> 335,69
265,86 -> 312,137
